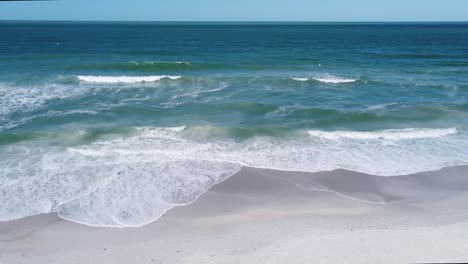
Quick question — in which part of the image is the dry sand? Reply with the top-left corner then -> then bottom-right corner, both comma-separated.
2,166 -> 468,263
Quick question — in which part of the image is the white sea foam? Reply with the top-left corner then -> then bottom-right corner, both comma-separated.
367,103 -> 399,110
1,125 -> 467,227
291,77 -> 309,82
159,82 -> 230,108
0,83 -> 86,130
308,128 -> 458,140
130,61 -> 190,65
313,77 -> 357,84
173,82 -> 228,99
77,75 -> 182,84
292,75 -> 358,84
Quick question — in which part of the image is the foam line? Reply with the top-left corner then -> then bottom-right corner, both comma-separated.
77,75 -> 182,83
308,128 -> 458,140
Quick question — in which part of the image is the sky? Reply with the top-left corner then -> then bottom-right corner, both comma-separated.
0,0 -> 467,22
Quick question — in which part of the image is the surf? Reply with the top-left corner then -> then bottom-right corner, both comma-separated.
1,125 -> 467,227
77,75 -> 182,83
291,75 -> 358,84
307,128 -> 458,140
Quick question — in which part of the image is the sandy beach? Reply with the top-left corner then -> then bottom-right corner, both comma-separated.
2,166 -> 468,263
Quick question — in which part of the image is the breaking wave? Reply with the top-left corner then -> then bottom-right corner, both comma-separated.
313,77 -> 358,84
291,75 -> 358,84
77,75 -> 182,84
1,125 -> 467,227
308,128 -> 458,140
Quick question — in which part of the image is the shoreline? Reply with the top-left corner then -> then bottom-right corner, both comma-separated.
2,166 -> 468,263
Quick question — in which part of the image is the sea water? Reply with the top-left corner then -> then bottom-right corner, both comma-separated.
1,22 -> 468,227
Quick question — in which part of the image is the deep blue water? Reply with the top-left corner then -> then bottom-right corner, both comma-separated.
1,22 -> 468,227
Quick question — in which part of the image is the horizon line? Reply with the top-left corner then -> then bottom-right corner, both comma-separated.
1,19 -> 468,23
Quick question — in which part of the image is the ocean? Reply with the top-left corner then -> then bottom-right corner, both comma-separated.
1,22 -> 468,227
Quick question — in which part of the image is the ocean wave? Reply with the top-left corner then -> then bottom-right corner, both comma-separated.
291,77 -> 309,82
172,82 -> 229,99
313,76 -> 358,84
265,103 -> 467,126
291,75 -> 358,84
1,125 -> 467,227
308,128 -> 457,140
71,61 -> 227,72
77,75 -> 182,84
366,103 -> 399,110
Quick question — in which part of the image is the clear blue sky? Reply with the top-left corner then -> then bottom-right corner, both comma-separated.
0,0 -> 467,21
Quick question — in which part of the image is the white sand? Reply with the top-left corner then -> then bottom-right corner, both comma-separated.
2,166 -> 468,263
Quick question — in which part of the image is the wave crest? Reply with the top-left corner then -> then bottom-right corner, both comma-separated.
291,77 -> 309,82
77,75 -> 182,84
313,77 -> 357,84
308,128 -> 458,140
291,75 -> 358,84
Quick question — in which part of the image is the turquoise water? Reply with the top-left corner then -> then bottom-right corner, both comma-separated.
1,22 -> 468,227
